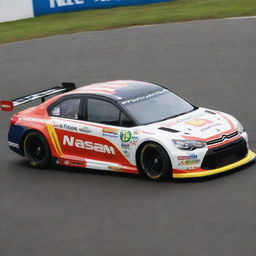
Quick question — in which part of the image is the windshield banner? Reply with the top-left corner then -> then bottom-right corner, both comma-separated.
121,89 -> 168,105
33,0 -> 175,16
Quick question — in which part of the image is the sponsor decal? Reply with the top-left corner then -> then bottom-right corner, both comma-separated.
102,128 -> 119,138
133,129 -> 141,135
163,112 -> 206,128
122,150 -> 130,158
108,166 -> 122,172
129,136 -> 139,146
53,123 -> 78,131
177,154 -> 198,160
178,113 -> 205,123
8,141 -> 19,149
132,136 -> 139,141
57,158 -> 87,167
63,135 -> 115,155
49,0 -> 84,8
130,141 -> 138,146
79,126 -> 91,133
179,159 -> 200,166
120,130 -> 131,142
185,118 -> 212,127
200,123 -> 222,132
52,122 -> 62,128
53,123 -> 91,133
19,116 -> 51,124
121,143 -> 130,149
121,89 -> 168,105
0,101 -> 14,112
61,124 -> 78,131
71,162 -> 84,166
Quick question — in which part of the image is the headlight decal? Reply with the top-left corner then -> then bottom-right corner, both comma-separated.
236,121 -> 244,134
173,140 -> 206,151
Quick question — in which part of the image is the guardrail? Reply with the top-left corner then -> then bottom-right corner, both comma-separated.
1,0 -> 175,23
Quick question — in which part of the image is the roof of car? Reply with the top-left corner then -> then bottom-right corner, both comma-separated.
66,80 -> 164,101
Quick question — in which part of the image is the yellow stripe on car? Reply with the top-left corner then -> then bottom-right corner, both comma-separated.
46,124 -> 63,157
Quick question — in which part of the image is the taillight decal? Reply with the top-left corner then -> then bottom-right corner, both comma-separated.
10,115 -> 19,125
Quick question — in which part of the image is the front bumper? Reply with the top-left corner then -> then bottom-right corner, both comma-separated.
173,150 -> 256,178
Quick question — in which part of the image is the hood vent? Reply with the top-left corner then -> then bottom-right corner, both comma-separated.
205,110 -> 216,115
159,127 -> 180,133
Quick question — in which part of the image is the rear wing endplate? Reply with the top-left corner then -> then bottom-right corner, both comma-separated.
0,82 -> 76,112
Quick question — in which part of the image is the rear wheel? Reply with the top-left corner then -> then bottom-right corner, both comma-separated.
140,142 -> 172,181
23,131 -> 50,168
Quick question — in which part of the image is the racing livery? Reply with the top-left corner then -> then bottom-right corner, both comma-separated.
1,80 -> 255,180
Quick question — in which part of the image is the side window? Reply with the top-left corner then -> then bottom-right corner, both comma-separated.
88,98 -> 120,126
120,112 -> 134,127
50,98 -> 81,119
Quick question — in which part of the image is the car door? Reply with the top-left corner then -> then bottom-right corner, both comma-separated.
48,95 -> 137,171
48,95 -> 92,160
83,96 -> 136,168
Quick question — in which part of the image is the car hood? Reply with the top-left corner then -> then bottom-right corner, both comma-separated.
146,107 -> 237,140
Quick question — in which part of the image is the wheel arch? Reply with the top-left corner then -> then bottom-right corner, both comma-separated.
135,140 -> 172,174
20,128 -> 51,156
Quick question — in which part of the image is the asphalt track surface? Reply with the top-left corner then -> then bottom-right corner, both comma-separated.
1,18 -> 256,256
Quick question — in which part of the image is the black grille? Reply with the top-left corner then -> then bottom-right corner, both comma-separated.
207,131 -> 238,145
202,138 -> 248,170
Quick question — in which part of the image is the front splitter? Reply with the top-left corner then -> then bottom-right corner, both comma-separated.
173,150 -> 256,178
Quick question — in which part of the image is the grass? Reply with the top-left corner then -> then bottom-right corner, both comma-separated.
0,0 -> 255,44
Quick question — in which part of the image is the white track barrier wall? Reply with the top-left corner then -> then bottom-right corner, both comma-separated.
0,0 -> 34,22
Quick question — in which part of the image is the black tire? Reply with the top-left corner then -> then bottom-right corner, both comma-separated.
140,142 -> 172,181
23,131 -> 50,168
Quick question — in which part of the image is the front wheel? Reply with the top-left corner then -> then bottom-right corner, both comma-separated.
23,131 -> 50,168
140,142 -> 172,181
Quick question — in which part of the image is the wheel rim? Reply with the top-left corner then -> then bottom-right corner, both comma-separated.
142,147 -> 164,177
26,135 -> 45,161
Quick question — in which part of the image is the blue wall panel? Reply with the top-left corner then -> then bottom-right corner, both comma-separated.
33,0 -> 175,16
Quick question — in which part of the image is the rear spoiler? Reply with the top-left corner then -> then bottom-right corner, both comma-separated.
0,82 -> 76,112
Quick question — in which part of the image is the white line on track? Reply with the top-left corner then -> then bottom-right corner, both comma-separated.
225,16 -> 256,20
128,16 -> 256,30
128,24 -> 158,29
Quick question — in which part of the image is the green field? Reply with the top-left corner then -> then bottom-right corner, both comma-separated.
0,0 -> 255,44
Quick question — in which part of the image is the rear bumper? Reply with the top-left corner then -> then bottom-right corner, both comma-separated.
173,150 -> 256,178
8,124 -> 28,156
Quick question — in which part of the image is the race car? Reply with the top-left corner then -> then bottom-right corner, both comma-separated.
1,80 -> 255,180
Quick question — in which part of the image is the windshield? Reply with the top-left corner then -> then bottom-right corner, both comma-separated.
120,89 -> 196,125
